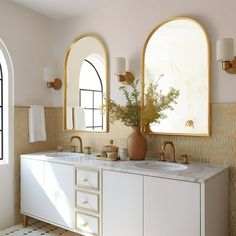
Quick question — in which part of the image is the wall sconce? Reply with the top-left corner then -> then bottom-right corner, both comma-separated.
217,38 -> 236,74
114,57 -> 135,85
43,67 -> 62,90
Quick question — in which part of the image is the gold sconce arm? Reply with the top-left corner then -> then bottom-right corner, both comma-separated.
221,57 -> 236,74
117,72 -> 135,85
43,67 -> 62,90
46,78 -> 62,90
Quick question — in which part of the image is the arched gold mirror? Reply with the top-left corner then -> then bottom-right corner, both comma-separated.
142,17 -> 210,136
64,34 -> 109,132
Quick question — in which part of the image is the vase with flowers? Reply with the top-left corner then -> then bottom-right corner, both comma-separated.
107,80 -> 179,160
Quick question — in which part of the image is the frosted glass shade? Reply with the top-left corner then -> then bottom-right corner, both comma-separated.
43,67 -> 53,82
115,57 -> 126,75
217,38 -> 234,61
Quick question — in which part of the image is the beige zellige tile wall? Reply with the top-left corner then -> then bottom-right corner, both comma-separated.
15,104 -> 236,235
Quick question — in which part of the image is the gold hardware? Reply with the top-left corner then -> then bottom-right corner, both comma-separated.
162,141 -> 176,162
81,223 -> 88,227
221,57 -> 236,74
75,189 -> 100,214
47,78 -> 62,90
159,152 -> 166,162
70,145 -> 77,153
22,214 -> 28,227
181,154 -> 190,164
84,146 -> 92,154
117,72 -> 135,85
185,120 -> 195,129
75,211 -> 99,234
83,200 -> 88,204
76,167 -> 100,191
70,135 -> 83,153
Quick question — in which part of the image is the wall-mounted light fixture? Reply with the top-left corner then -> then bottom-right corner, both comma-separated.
114,57 -> 135,85
43,67 -> 62,90
217,38 -> 236,74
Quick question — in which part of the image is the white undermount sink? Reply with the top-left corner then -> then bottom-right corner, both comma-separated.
45,152 -> 84,158
135,161 -> 188,171
45,152 -> 84,160
46,152 -> 83,157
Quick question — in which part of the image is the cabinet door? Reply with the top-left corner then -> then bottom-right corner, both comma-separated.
102,170 -> 143,236
44,162 -> 74,228
21,158 -> 46,219
144,176 -> 200,236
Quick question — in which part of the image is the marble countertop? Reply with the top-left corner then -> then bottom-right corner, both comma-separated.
21,151 -> 229,183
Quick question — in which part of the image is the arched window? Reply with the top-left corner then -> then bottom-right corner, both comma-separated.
0,62 -> 3,160
79,54 -> 105,131
0,40 -> 12,162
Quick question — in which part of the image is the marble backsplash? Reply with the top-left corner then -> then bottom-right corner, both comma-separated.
14,103 -> 236,235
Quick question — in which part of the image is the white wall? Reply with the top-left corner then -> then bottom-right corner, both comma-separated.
0,0 -> 54,230
0,0 -> 54,107
52,0 -> 236,106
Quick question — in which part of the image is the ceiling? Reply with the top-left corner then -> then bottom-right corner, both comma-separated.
12,0 -> 126,20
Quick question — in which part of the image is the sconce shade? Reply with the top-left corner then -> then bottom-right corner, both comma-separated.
217,38 -> 234,61
115,57 -> 126,75
43,67 -> 53,82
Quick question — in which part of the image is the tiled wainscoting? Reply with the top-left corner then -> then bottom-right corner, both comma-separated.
15,104 -> 236,235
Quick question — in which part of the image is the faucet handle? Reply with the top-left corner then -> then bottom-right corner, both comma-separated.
159,152 -> 166,162
84,146 -> 92,154
181,154 -> 190,164
70,145 -> 77,153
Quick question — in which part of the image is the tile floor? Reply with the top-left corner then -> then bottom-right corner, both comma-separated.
0,220 -> 80,236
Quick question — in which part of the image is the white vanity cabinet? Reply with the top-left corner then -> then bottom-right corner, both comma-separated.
21,157 -> 74,229
102,170 -> 143,236
144,177 -> 200,236
21,158 -> 45,219
21,152 -> 228,236
102,169 -> 228,236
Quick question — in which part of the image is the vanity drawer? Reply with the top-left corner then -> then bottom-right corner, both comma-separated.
76,168 -> 99,190
76,190 -> 99,213
76,211 -> 99,235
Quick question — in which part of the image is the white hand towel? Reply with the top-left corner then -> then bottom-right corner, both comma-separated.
66,106 -> 73,129
29,105 -> 47,143
74,107 -> 86,130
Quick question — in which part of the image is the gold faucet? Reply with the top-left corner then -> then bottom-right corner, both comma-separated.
70,135 -> 83,153
161,141 -> 176,162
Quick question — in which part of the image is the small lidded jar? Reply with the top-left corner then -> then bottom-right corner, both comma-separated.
101,139 -> 118,157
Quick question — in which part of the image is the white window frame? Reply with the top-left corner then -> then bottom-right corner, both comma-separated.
0,39 -> 14,165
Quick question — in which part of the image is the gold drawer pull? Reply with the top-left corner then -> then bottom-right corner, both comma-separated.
81,223 -> 88,227
83,200 -> 88,204
83,178 -> 89,182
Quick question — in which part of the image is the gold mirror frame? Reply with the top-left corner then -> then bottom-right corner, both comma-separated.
141,17 -> 211,137
63,33 -> 109,133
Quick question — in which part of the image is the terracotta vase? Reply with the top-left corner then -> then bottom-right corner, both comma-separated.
143,123 -> 152,133
127,126 -> 148,160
